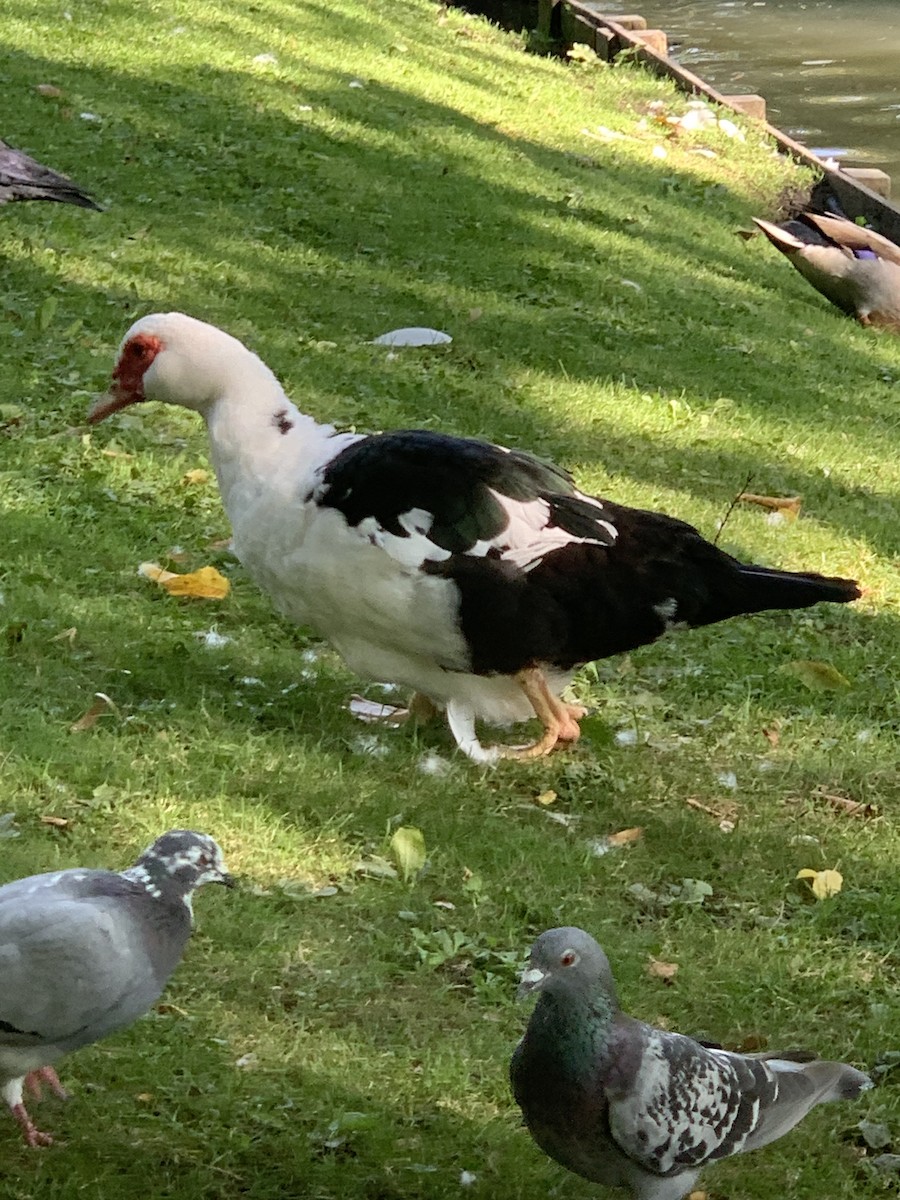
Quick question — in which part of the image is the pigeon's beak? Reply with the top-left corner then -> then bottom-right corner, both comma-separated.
217,872 -> 237,889
517,964 -> 546,1000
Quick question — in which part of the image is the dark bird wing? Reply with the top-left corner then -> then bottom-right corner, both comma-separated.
312,428 -> 617,569
0,139 -> 101,209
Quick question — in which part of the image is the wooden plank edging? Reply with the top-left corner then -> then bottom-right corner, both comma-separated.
542,0 -> 900,240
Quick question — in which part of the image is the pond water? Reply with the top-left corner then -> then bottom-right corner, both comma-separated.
465,0 -> 900,185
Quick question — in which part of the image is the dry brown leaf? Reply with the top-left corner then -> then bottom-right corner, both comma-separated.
729,1032 -> 768,1054
647,957 -> 679,983
206,535 -> 234,551
70,692 -> 118,733
155,1002 -> 189,1018
739,492 -> 802,522
40,815 -> 70,828
49,627 -> 77,644
35,83 -> 63,97
139,562 -> 230,600
607,826 -> 644,847
686,797 -> 738,822
762,723 -> 780,747
182,468 -> 211,485
812,788 -> 878,820
535,790 -> 557,806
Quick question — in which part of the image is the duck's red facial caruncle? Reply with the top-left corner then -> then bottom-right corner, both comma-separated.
87,332 -> 163,423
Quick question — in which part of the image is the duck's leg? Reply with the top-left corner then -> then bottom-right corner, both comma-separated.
446,670 -> 584,763
500,668 -> 581,758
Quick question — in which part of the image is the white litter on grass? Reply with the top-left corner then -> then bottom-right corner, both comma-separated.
716,771 -> 738,791
351,734 -> 389,758
652,145 -> 668,159
620,279 -> 642,292
766,511 -> 786,526
79,112 -> 101,122
417,752 -> 451,777
348,696 -> 406,726
300,647 -> 323,664
460,1171 -> 477,1187
615,728 -> 639,746
252,53 -> 277,64
371,327 -> 452,347
581,125 -> 629,142
194,628 -> 231,649
235,1053 -> 258,1069
349,78 -> 365,88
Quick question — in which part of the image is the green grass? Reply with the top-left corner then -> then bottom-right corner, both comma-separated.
1,0 -> 899,1195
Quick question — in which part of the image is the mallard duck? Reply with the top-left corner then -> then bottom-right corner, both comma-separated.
754,210 -> 900,329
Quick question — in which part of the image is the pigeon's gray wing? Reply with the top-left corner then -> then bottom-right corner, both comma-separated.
607,1022 -> 869,1178
606,1024 -> 798,1175
0,140 -> 101,209
0,892 -> 162,1052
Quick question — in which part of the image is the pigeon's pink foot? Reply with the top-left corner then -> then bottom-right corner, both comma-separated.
25,1067 -> 68,1102
11,1102 -> 54,1147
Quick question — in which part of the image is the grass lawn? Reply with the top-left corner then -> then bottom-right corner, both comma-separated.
1,0 -> 899,1195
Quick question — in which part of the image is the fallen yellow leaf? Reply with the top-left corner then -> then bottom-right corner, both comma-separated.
182,468 -> 211,485
40,815 -> 70,828
797,867 -> 843,900
607,826 -> 644,847
535,789 -> 557,806
139,562 -> 230,600
647,957 -> 678,982
782,660 -> 851,691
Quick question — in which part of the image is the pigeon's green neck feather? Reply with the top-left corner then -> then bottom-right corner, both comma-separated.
533,984 -> 617,1075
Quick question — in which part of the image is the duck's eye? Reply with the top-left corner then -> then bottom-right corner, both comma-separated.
560,950 -> 578,968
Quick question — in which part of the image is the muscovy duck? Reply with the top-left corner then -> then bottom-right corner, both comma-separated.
0,138 -> 100,209
754,210 -> 900,329
88,313 -> 860,762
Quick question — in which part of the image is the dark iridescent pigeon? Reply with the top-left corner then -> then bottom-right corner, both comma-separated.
0,138 -> 101,209
0,829 -> 232,1146
511,927 -> 872,1200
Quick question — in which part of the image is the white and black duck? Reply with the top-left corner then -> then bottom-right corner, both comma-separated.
88,313 -> 860,762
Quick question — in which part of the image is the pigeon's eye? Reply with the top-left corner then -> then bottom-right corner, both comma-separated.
560,950 -> 578,968
197,852 -> 212,867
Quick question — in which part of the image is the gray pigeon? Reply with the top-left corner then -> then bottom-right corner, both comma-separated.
0,138 -> 101,209
0,829 -> 232,1146
511,927 -> 872,1200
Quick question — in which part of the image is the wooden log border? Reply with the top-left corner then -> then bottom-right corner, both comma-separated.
538,0 -> 900,242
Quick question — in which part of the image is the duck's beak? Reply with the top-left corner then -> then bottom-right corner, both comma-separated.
87,383 -> 133,424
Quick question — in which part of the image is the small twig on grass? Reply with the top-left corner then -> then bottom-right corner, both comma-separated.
713,470 -> 754,546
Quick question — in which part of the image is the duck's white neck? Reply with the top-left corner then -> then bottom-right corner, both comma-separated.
200,355 -> 329,520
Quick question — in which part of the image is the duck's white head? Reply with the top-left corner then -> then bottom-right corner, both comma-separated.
88,312 -> 266,424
